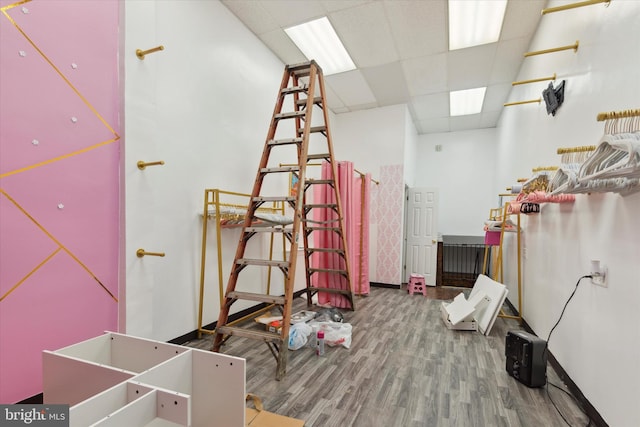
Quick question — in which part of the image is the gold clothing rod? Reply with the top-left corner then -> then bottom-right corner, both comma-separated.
557,145 -> 596,154
504,98 -> 541,107
542,0 -> 610,15
512,73 -> 556,86
524,41 -> 579,57
136,45 -> 164,60
354,168 -> 380,185
532,166 -> 558,173
596,108 -> 640,121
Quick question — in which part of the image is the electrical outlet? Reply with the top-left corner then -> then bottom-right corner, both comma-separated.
590,260 -> 607,287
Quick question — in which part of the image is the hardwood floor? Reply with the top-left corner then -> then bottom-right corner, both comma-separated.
184,286 -> 590,427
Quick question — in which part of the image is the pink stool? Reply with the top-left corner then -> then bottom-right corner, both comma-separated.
408,274 -> 427,296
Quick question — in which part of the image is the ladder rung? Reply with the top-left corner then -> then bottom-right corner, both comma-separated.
298,126 -> 326,134
261,166 -> 300,174
305,286 -> 352,296
287,61 -> 313,72
252,196 -> 297,203
308,268 -> 348,275
306,227 -> 341,233
296,97 -> 322,107
275,111 -> 306,120
237,258 -> 290,268
268,138 -> 303,146
304,180 -> 334,186
306,153 -> 330,161
282,85 -> 307,95
216,326 -> 283,343
245,226 -> 292,233
305,247 -> 345,254
305,204 -> 338,209
227,291 -> 285,305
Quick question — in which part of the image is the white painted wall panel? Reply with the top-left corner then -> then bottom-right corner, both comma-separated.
496,2 -> 640,426
124,1 -> 287,341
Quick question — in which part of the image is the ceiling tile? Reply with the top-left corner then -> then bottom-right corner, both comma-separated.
256,0 -> 327,29
329,2 -> 399,68
481,110 -> 502,128
402,53 -> 448,96
325,69 -> 377,106
448,43 -> 498,90
410,92 -> 449,120
220,0 -> 547,135
361,62 -> 410,106
501,0 -> 546,41
320,0 -> 372,13
221,1 -> 280,35
258,29 -> 308,65
322,81 -> 347,110
450,114 -> 482,132
484,83 -> 513,113
384,0 -> 447,60
490,37 -> 531,84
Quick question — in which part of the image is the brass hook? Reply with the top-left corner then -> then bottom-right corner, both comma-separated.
136,45 -> 164,60
137,249 -> 165,258
137,160 -> 165,170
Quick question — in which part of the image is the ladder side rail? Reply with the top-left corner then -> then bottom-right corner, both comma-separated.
316,68 -> 355,310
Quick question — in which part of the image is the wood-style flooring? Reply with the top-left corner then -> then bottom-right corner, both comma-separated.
184,286 -> 590,427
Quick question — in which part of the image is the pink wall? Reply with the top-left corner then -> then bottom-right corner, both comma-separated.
0,0 -> 120,403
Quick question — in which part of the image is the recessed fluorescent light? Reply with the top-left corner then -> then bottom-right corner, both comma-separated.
450,87 -> 487,116
448,0 -> 508,50
284,17 -> 356,76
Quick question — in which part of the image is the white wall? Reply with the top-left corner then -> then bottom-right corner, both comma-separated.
415,128 -> 498,236
333,105 -> 408,284
123,1 -> 289,341
497,2 -> 640,426
404,105 -> 418,188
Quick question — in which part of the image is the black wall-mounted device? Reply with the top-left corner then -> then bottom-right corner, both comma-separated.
505,330 -> 547,388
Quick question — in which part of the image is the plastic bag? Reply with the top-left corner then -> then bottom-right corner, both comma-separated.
314,307 -> 344,323
308,321 -> 352,349
288,322 -> 312,350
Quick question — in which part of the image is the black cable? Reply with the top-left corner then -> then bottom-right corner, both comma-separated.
543,275 -> 592,427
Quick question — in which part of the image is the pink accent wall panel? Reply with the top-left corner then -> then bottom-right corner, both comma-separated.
371,165 -> 404,285
0,0 -> 120,403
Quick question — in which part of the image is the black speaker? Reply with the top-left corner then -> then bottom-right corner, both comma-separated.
505,330 -> 547,387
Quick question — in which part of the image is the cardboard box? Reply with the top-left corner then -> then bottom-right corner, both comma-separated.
245,408 -> 304,427
246,394 -> 304,427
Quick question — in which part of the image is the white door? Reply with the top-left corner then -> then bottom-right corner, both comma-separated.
405,188 -> 438,285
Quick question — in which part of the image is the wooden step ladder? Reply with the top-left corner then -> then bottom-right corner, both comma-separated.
212,61 -> 354,379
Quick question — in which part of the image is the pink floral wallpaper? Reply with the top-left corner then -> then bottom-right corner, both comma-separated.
370,164 -> 404,285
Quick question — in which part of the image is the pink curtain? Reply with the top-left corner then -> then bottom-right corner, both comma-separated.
312,161 -> 370,308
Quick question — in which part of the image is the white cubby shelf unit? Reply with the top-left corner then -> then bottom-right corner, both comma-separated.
43,331 -> 246,426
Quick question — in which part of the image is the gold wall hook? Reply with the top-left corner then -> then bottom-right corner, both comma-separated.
542,0 -> 610,15
137,160 -> 165,170
137,249 -> 165,258
136,45 -> 164,60
504,98 -> 541,107
524,41 -> 579,57
512,73 -> 556,86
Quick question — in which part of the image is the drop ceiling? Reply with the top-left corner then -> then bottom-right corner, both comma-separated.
222,0 -> 548,134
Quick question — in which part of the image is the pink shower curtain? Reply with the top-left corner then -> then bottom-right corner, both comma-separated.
312,161 -> 370,308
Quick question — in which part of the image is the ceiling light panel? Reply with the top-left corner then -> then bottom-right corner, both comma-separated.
284,17 -> 356,76
448,0 -> 508,50
450,87 -> 487,116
